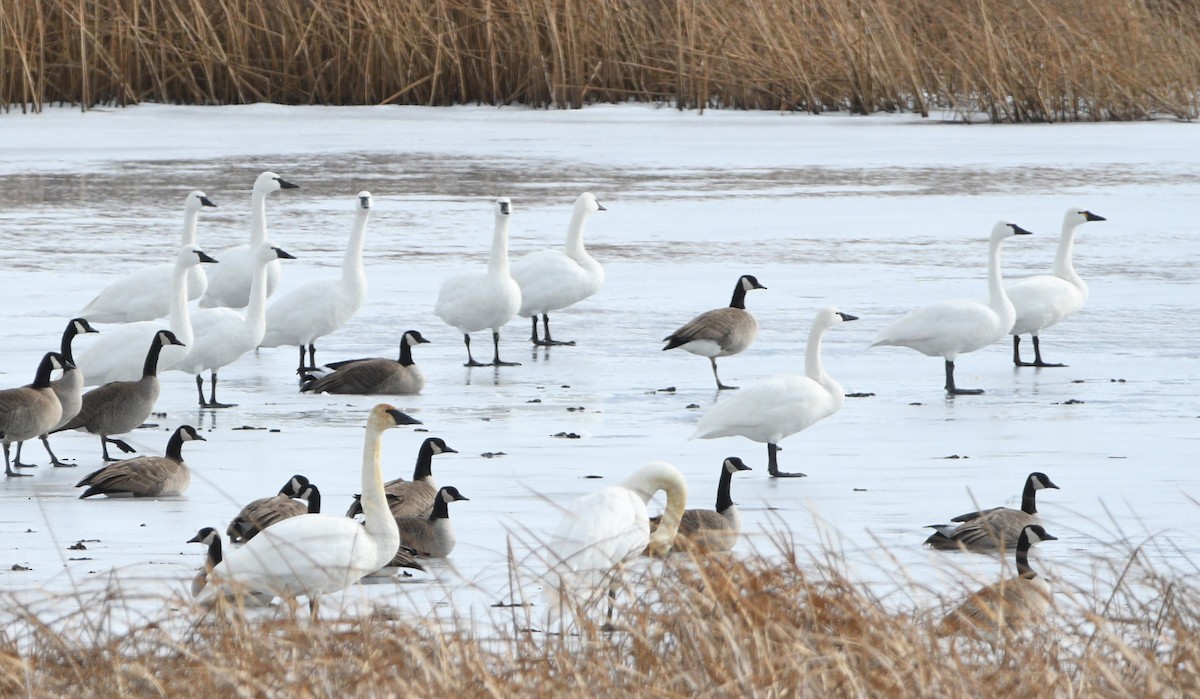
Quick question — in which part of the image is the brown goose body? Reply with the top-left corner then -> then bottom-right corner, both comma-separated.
76,424 -> 205,498
663,274 -> 766,390
345,437 -> 457,519
0,353 -> 68,477
925,472 -> 1059,551
227,475 -> 320,543
390,486 -> 468,562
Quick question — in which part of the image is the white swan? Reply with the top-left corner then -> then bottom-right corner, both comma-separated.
692,307 -> 857,478
1007,207 -> 1106,367
199,171 -> 298,309
434,198 -> 523,367
510,192 -> 606,346
174,244 -> 295,408
196,404 -> 420,613
77,247 -> 217,386
260,192 -> 372,373
542,461 -> 688,629
871,221 -> 1032,395
79,191 -> 217,322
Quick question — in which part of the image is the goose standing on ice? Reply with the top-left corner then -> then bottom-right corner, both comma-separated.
511,192 -> 606,346
925,472 -> 1059,551
653,456 -> 752,552
76,247 -> 217,386
434,198 -> 523,367
200,171 -> 297,309
693,307 -> 857,478
663,274 -> 767,390
390,485 -> 469,561
79,191 -> 217,322
543,461 -> 688,629
226,474 -> 321,543
196,404 -> 421,614
14,318 -> 97,469
0,353 -> 69,477
300,330 -> 430,396
1007,208 -> 1106,367
75,424 -> 205,498
261,192 -> 373,374
55,330 -> 184,461
871,221 -> 1033,395
174,244 -> 296,408
346,436 -> 457,519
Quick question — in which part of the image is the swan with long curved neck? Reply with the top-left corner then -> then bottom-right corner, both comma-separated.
196,404 -> 419,612
1007,207 -> 1106,367
871,221 -> 1032,395
261,192 -> 372,373
511,192 -> 606,346
542,461 -> 688,629
200,171 -> 298,309
434,198 -> 523,367
77,247 -> 217,386
693,307 -> 857,478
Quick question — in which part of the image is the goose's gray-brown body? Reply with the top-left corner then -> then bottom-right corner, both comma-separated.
76,424 -> 205,498
56,330 -> 183,461
925,472 -> 1059,551
301,330 -> 429,395
346,437 -> 457,519
0,352 -> 68,477
18,319 -> 99,468
227,475 -> 321,543
663,274 -> 766,390
391,486 -> 468,562
656,457 -> 751,552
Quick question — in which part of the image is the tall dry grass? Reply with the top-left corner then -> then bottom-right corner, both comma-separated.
2,535 -> 1199,697
1,0 -> 1198,121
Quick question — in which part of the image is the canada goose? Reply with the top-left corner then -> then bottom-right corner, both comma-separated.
196,404 -> 421,614
56,330 -> 184,461
938,524 -> 1058,639
1007,208 -> 1106,367
0,352 -> 68,477
511,192 -> 606,346
79,191 -> 217,322
76,424 -> 205,498
543,462 -> 688,629
434,198 -> 523,367
300,330 -> 429,395
653,456 -> 752,552
174,244 -> 296,408
13,318 -> 98,468
188,527 -> 274,605
663,274 -> 767,390
261,192 -> 372,373
200,171 -> 298,309
345,437 -> 458,519
226,474 -> 322,544
871,221 -> 1033,395
692,307 -> 857,478
391,485 -> 469,562
925,472 -> 1060,551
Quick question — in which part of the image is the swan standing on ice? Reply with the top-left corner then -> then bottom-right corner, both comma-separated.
511,192 -> 606,346
692,307 -> 857,478
14,318 -> 97,469
200,171 -> 298,309
174,244 -> 296,408
1007,208 -> 1106,367
871,221 -> 1032,395
662,274 -> 767,390
924,472 -> 1059,551
434,198 -> 522,367
261,192 -> 373,373
543,461 -> 688,629
300,330 -> 430,396
0,353 -> 69,478
195,404 -> 421,615
75,424 -> 205,498
76,247 -> 217,386
79,191 -> 217,323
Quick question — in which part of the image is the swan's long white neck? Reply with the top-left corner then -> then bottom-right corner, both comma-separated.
563,203 -> 594,262
1053,219 -> 1086,292
170,258 -> 194,346
341,207 -> 370,288
244,253 -> 273,342
805,317 -> 843,405
623,463 -> 688,556
180,206 -> 200,247
361,421 -> 401,563
249,188 -> 270,247
986,233 -> 1016,329
487,213 -> 512,278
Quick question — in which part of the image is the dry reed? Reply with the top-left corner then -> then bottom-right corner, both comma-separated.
1,0 -> 1198,121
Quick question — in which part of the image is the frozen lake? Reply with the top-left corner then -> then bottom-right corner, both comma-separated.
0,104 -> 1197,630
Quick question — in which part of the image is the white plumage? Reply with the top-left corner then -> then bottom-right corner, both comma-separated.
261,192 -> 372,372
1006,207 -> 1106,367
79,191 -> 216,323
693,307 -> 857,478
511,192 -> 606,346
199,171 -> 298,309
870,221 -> 1032,395
434,198 -> 523,366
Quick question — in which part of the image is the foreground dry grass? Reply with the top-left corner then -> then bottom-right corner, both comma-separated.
1,537 -> 1197,697
1,0 -> 1198,120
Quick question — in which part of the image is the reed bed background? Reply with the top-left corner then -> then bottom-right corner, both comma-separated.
1,0 -> 1198,121
2,536 -> 1198,697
